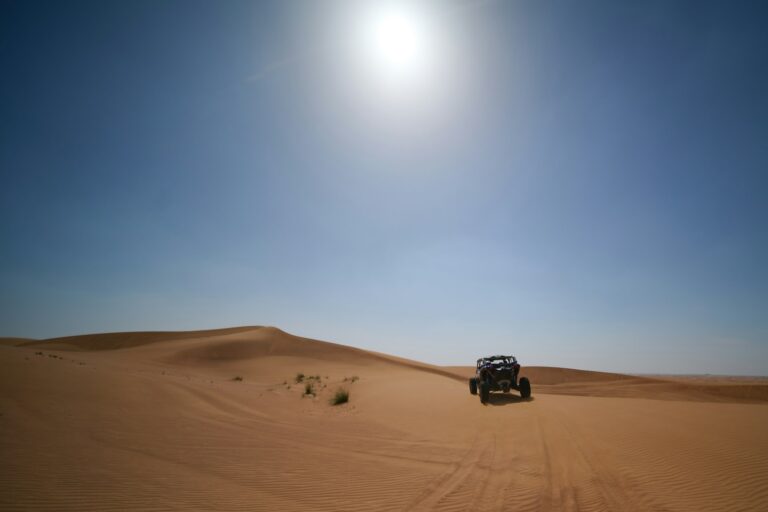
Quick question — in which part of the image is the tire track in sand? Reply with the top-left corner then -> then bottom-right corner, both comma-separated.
535,406 -> 645,512
405,433 -> 497,511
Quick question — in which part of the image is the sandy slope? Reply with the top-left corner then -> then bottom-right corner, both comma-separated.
1,327 -> 767,511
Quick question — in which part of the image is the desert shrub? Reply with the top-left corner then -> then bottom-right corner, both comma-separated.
232,376 -> 243,382
295,373 -> 305,383
304,382 -> 314,396
331,388 -> 349,405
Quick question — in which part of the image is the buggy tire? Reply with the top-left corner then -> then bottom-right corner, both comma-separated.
519,377 -> 531,399
479,382 -> 490,404
469,378 -> 478,395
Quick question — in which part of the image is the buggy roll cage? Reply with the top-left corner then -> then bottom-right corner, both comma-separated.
476,355 -> 517,368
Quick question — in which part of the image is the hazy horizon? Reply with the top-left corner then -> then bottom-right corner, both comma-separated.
2,0 -> 767,375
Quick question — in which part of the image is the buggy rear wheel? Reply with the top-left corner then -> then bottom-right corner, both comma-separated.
469,378 -> 478,395
519,377 -> 531,399
479,382 -> 490,404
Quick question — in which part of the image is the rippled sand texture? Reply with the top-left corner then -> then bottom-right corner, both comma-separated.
2,327 -> 767,511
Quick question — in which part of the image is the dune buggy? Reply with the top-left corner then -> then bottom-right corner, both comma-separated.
469,355 -> 531,403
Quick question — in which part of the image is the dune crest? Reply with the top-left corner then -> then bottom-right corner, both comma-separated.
21,326 -> 262,351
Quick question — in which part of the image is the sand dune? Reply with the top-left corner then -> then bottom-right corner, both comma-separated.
0,337 -> 32,347
1,327 -> 767,511
19,326 -> 260,351
446,364 -> 768,403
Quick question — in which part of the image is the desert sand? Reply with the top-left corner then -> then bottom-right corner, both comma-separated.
1,326 -> 767,511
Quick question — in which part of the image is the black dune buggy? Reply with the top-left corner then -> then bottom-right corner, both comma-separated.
469,355 -> 531,403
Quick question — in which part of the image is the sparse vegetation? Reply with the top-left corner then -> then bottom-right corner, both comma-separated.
295,372 -> 305,383
343,375 -> 359,383
232,376 -> 243,382
304,382 -> 314,396
331,388 -> 349,405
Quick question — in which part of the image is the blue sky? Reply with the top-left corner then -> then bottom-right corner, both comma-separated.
1,0 -> 767,374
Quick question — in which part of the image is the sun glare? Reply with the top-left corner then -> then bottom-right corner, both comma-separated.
356,2 -> 438,93
368,8 -> 428,77
323,0 -> 464,138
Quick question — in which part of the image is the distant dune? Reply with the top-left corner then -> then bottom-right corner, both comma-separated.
445,364 -> 768,403
2,326 -> 767,511
0,337 -> 34,347
18,326 -> 260,351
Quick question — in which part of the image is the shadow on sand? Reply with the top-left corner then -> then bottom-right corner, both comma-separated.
485,393 -> 535,406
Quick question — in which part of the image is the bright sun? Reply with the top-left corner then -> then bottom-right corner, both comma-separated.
368,9 -> 428,77
356,2 -> 437,93
327,0 -> 460,131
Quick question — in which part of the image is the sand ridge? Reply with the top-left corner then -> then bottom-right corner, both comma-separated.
1,327 -> 767,511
